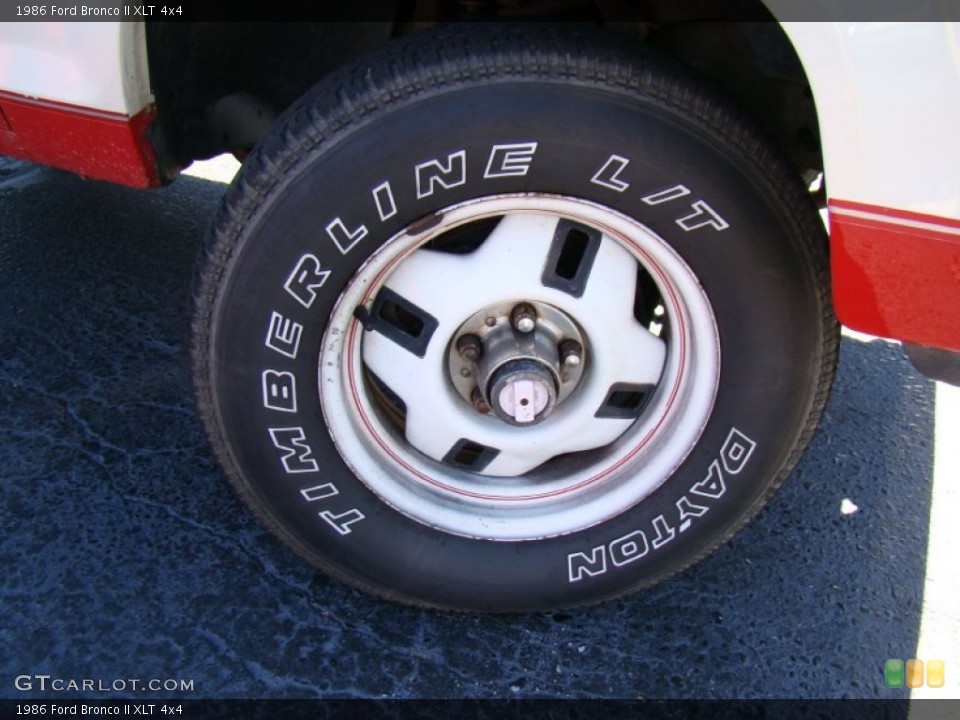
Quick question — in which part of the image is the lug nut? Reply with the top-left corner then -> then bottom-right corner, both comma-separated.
559,339 -> 583,367
456,334 -> 483,362
471,387 -> 492,414
511,303 -> 537,333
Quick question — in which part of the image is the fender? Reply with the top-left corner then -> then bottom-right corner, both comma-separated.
0,22 -> 159,187
775,18 -> 960,351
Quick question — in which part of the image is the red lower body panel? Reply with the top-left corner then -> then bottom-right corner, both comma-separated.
829,199 -> 960,352
0,90 -> 159,188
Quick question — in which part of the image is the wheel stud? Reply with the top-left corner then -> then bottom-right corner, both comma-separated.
456,334 -> 483,362
470,387 -> 492,415
559,339 -> 583,367
511,303 -> 537,333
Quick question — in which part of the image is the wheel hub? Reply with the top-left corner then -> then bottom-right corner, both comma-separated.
489,359 -> 556,425
447,300 -> 586,426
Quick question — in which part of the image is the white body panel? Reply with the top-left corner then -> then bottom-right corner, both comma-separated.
1,19 -> 958,223
0,17 -> 956,349
782,21 -> 960,219
0,21 -> 151,114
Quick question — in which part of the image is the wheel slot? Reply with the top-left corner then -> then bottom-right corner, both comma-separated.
595,383 -> 655,419
633,265 -> 664,328
554,227 -> 591,280
442,439 -> 501,472
540,219 -> 602,297
367,287 -> 439,358
423,216 -> 502,255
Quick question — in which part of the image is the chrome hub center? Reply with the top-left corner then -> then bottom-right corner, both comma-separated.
489,359 -> 557,425
447,300 -> 587,426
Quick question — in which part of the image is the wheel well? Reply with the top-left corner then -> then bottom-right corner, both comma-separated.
144,22 -> 395,180
145,3 -> 821,184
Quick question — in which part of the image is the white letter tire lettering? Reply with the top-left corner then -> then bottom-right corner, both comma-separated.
568,546 -> 607,583
415,150 -> 467,198
327,217 -> 369,255
590,154 -> 630,192
373,181 -> 398,221
284,254 -> 331,309
642,184 -> 691,205
262,370 -> 297,413
269,427 -> 319,474
676,200 -> 729,232
609,530 -> 650,567
721,428 -> 757,475
320,508 -> 366,535
677,496 -> 709,532
483,142 -> 538,178
650,514 -> 677,550
265,312 -> 303,359
691,459 -> 726,499
301,484 -> 339,502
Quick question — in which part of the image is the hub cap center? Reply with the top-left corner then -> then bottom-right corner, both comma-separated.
447,300 -> 587,427
490,359 -> 556,425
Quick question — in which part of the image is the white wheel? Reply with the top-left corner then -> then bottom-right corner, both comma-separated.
321,195 -> 720,540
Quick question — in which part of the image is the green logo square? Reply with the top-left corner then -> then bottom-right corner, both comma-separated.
885,659 -> 905,688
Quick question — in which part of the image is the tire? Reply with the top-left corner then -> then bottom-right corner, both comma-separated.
192,25 -> 837,612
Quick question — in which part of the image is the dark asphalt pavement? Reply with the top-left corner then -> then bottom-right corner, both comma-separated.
0,158 -> 936,700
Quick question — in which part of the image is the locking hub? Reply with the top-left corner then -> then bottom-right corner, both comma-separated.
447,300 -> 587,426
488,359 -> 557,424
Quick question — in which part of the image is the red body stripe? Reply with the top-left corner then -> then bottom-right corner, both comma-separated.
0,90 -> 160,188
829,199 -> 960,231
829,200 -> 960,352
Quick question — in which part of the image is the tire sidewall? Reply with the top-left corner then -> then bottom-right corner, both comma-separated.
207,79 -> 823,610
